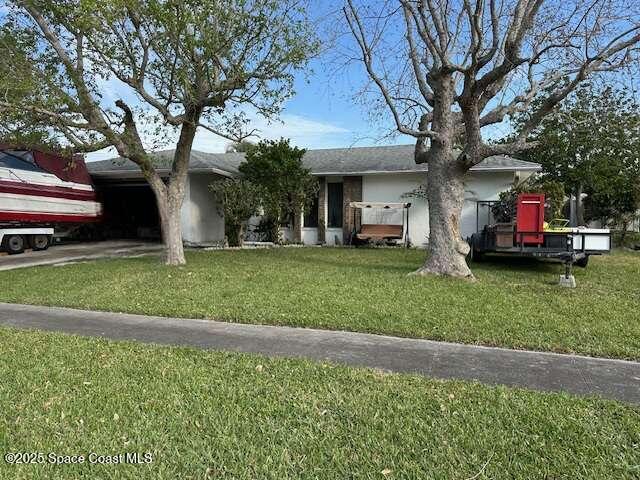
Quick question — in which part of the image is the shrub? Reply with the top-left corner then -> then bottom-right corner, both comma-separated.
210,179 -> 264,247
491,177 -> 565,223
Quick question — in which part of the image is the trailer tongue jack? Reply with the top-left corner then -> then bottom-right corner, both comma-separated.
559,253 -> 577,288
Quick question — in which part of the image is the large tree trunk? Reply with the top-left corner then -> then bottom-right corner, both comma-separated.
146,175 -> 186,265
147,108 -> 200,265
412,71 -> 473,279
156,194 -> 185,265
413,147 -> 473,279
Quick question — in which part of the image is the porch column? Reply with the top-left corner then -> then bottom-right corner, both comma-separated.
343,176 -> 363,241
317,176 -> 327,243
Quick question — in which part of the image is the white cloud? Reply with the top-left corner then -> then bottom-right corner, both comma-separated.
87,113 -> 351,161
94,76 -> 120,103
256,113 -> 349,137
193,113 -> 350,153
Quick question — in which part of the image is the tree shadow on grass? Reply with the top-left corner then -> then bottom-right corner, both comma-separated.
212,247 -> 564,279
270,248 -> 563,278
470,256 -> 560,275
272,248 -> 419,275
289,255 -> 415,275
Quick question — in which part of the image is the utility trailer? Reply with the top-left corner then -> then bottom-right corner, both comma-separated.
468,194 -> 610,285
0,227 -> 55,255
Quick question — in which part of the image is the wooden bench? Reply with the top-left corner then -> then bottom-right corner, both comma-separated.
356,224 -> 404,240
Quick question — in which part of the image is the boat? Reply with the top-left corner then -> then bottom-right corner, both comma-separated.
0,147 -> 102,225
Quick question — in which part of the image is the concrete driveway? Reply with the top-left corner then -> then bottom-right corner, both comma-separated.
0,240 -> 162,271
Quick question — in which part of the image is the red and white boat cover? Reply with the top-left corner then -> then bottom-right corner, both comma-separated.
0,148 -> 102,224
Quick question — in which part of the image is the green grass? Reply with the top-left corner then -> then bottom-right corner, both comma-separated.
1,327 -> 638,479
0,247 -> 639,359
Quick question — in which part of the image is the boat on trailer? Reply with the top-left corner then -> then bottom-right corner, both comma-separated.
0,147 -> 102,253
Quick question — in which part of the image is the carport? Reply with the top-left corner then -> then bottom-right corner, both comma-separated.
87,150 -> 240,246
93,178 -> 161,241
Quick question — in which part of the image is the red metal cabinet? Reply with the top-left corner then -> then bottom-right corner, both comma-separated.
516,193 -> 544,244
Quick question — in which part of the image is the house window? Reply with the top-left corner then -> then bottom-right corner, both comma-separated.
304,195 -> 319,228
327,182 -> 343,228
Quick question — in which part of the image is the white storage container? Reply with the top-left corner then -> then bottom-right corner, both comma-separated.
571,229 -> 611,251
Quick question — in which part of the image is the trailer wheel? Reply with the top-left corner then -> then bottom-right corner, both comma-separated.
467,245 -> 484,263
575,255 -> 589,268
30,234 -> 51,251
466,236 -> 484,263
4,234 -> 25,255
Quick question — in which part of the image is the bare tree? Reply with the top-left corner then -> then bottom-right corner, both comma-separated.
0,0 -> 317,265
342,0 -> 639,278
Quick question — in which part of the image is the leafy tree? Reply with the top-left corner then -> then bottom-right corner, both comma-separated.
491,177 -> 566,223
342,0 -> 639,279
225,140 -> 256,153
583,159 -> 640,243
0,128 -> 61,152
239,138 -> 318,243
0,24 -> 61,152
518,84 -> 640,226
210,178 -> 264,247
0,0 -> 318,265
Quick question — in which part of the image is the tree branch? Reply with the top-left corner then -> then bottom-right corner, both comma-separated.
197,123 -> 258,143
344,0 -> 441,140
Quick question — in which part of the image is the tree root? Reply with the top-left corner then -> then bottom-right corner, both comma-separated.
409,265 -> 476,281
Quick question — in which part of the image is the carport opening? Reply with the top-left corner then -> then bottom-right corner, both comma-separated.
94,180 -> 161,241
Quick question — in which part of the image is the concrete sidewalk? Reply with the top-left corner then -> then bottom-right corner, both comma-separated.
0,302 -> 638,405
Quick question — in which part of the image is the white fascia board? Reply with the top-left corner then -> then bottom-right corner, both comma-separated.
90,167 -> 235,179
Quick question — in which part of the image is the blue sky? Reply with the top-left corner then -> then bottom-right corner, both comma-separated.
85,2 -> 420,161
88,54 -> 411,161
8,1 -> 633,162
0,1 -> 560,162
84,0 -> 516,162
0,0 -> 402,161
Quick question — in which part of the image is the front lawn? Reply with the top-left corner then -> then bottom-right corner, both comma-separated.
0,247 -> 639,359
1,328 -> 638,479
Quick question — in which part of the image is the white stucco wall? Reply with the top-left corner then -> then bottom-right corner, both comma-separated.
181,173 -> 225,245
360,170 -> 521,246
361,173 -> 429,246
281,226 -> 293,243
324,228 -> 343,246
301,228 -> 318,245
198,169 -> 529,247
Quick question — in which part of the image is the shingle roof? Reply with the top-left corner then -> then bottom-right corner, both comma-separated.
88,150 -> 245,177
298,144 -> 541,174
87,144 -> 541,177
